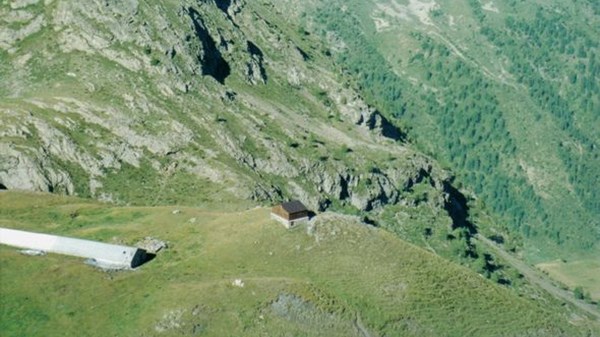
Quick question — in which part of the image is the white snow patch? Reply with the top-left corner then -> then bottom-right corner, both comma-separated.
20,249 -> 46,256
372,16 -> 392,32
374,0 -> 439,27
482,2 -> 500,13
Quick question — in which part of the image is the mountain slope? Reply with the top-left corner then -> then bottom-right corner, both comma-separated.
0,0 -> 497,277
0,0 -> 445,213
0,192 -> 596,337
1,1 -> 599,334
287,0 -> 600,261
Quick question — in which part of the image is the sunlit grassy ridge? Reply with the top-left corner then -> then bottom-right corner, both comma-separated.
0,192 -> 596,336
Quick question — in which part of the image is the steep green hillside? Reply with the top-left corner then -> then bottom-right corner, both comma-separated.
290,0 -> 600,261
0,0 -> 446,213
1,1 -> 600,335
0,0 -> 524,287
2,2 -> 597,261
0,192 -> 596,337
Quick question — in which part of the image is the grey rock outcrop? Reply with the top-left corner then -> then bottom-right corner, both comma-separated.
187,7 -> 231,84
0,0 -> 456,219
332,90 -> 405,141
245,41 -> 267,84
136,237 -> 168,254
0,143 -> 74,194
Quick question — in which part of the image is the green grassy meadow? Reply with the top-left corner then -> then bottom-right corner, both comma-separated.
0,192 -> 597,336
537,259 -> 600,302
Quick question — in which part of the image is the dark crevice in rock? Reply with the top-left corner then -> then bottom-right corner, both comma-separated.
204,0 -> 240,28
318,198 -> 331,211
488,234 -> 505,244
355,114 -> 364,125
416,168 -> 429,184
365,113 -> 379,129
339,175 -> 349,200
214,0 -> 232,13
247,41 -> 263,57
246,40 -> 267,83
380,121 -> 405,141
366,112 -> 406,142
188,7 -> 231,84
296,46 -> 310,61
0,183 -> 6,190
362,216 -> 378,227
405,167 -> 430,191
443,181 -> 477,235
366,192 -> 390,212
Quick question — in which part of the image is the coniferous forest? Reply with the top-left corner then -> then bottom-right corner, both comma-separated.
313,0 -> 599,260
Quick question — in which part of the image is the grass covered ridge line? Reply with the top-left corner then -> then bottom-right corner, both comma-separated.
0,192 -> 595,337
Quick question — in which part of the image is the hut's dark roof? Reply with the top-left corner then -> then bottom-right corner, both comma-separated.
280,200 -> 308,214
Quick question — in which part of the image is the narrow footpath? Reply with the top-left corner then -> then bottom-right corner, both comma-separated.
474,234 -> 600,321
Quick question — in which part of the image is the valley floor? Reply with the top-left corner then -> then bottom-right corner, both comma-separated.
536,259 -> 600,303
476,234 -> 600,321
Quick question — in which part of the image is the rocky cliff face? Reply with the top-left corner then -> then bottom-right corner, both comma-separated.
0,0 -> 458,218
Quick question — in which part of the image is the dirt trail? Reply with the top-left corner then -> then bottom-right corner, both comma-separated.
474,234 -> 600,321
353,312 -> 373,337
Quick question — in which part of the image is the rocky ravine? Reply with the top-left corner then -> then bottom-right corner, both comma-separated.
0,0 -> 458,218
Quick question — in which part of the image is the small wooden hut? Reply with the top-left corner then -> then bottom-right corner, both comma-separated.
271,200 -> 309,228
